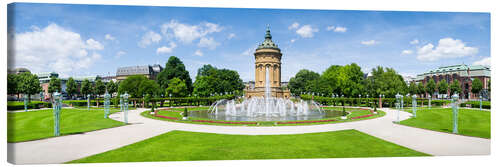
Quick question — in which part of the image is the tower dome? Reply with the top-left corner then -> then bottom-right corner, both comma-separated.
256,25 -> 280,51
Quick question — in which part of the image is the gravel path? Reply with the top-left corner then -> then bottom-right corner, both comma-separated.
7,107 -> 490,164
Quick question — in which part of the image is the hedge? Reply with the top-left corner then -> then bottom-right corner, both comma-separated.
7,101 -> 52,110
460,101 -> 491,109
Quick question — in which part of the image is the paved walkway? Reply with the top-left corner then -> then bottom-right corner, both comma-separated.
8,107 -> 490,164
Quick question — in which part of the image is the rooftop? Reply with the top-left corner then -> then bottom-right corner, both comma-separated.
256,25 -> 280,51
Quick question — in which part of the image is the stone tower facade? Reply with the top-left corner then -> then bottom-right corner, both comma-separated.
245,26 -> 290,98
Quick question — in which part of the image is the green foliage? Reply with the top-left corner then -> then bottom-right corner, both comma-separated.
183,107 -> 188,117
157,56 -> 193,93
471,78 -> 483,94
118,75 -> 149,98
408,82 -> 418,95
425,79 -> 436,97
94,78 -> 106,96
106,80 -> 118,97
17,72 -> 42,100
139,80 -> 161,97
365,66 -> 407,98
288,69 -> 320,95
66,77 -> 78,99
460,101 -> 490,109
193,65 -> 245,97
166,77 -> 188,97
7,73 -> 19,95
417,82 -> 425,96
449,79 -> 461,95
437,80 -> 448,95
7,101 -> 52,110
48,76 -> 62,94
81,79 -> 92,97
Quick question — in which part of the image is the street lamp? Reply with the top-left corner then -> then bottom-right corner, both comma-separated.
87,94 -> 91,111
412,94 -> 417,118
452,93 -> 459,134
395,93 -> 401,123
123,92 -> 129,124
24,94 -> 28,112
479,95 -> 483,111
104,91 -> 110,118
53,91 -> 62,136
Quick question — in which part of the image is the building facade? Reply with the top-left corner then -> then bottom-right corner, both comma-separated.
244,27 -> 290,98
414,64 -> 490,99
116,64 -> 163,81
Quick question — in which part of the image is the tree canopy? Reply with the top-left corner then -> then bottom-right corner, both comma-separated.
193,65 -> 245,97
425,79 -> 436,98
157,56 -> 193,93
17,72 -> 42,96
471,78 -> 483,95
365,66 -> 407,98
437,80 -> 449,95
94,78 -> 106,96
81,79 -> 92,97
449,79 -> 461,95
118,75 -> 149,98
106,80 -> 117,96
166,77 -> 188,97
7,74 -> 19,95
66,77 -> 78,98
287,69 -> 320,95
48,76 -> 62,94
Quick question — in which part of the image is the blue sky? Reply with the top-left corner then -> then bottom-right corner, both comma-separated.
7,3 -> 491,82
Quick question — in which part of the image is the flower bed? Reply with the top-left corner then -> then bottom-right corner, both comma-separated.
191,120 -> 257,125
350,114 -> 374,120
155,115 -> 179,120
277,119 -> 337,124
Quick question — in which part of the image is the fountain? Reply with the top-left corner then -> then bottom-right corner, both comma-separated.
205,66 -> 325,121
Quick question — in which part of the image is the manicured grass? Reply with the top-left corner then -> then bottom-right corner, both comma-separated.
70,129 -> 428,163
8,108 -> 124,142
399,108 -> 490,138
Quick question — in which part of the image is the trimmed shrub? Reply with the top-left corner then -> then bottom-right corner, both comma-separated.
7,101 -> 52,110
460,101 -> 490,109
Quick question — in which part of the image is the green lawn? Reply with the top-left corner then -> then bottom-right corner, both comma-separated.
8,108 -> 124,142
70,130 -> 428,163
399,108 -> 490,138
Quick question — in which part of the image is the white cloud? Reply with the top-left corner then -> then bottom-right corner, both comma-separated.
138,31 -> 162,48
8,23 -> 103,77
105,34 -> 116,41
194,50 -> 203,57
326,26 -> 335,31
473,57 -> 491,66
156,42 -> 177,54
416,38 -> 478,61
115,51 -> 126,58
198,37 -> 219,50
295,25 -> 318,38
85,38 -> 104,50
410,39 -> 419,45
361,40 -> 378,46
241,47 -> 254,56
288,22 -> 300,30
401,49 -> 413,55
227,33 -> 236,39
290,39 -> 297,43
333,26 -> 347,32
161,20 -> 222,44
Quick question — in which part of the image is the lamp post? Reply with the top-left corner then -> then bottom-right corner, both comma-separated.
123,92 -> 129,124
169,93 -> 173,108
40,91 -> 44,101
104,91 -> 110,118
452,93 -> 459,134
53,91 -> 62,136
412,94 -> 417,118
395,93 -> 401,123
120,93 -> 123,113
87,94 -> 91,111
428,93 -> 431,109
24,94 -> 28,112
479,95 -> 483,111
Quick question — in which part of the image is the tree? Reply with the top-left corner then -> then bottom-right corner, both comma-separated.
425,79 -> 436,98
48,76 -> 62,94
81,79 -> 92,97
408,82 -> 418,95
139,79 -> 161,97
157,56 -> 193,93
106,80 -> 117,97
118,75 -> 149,98
193,65 -> 245,97
471,78 -> 483,97
288,69 -> 320,95
364,66 -> 407,98
94,78 -> 106,97
166,77 -> 188,97
437,80 -> 448,98
449,79 -> 461,95
17,73 -> 41,102
66,77 -> 78,99
7,74 -> 19,96
417,82 -> 425,97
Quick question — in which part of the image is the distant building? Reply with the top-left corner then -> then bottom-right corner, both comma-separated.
403,76 -> 416,86
8,67 -> 31,74
116,64 -> 163,81
414,64 -> 490,99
